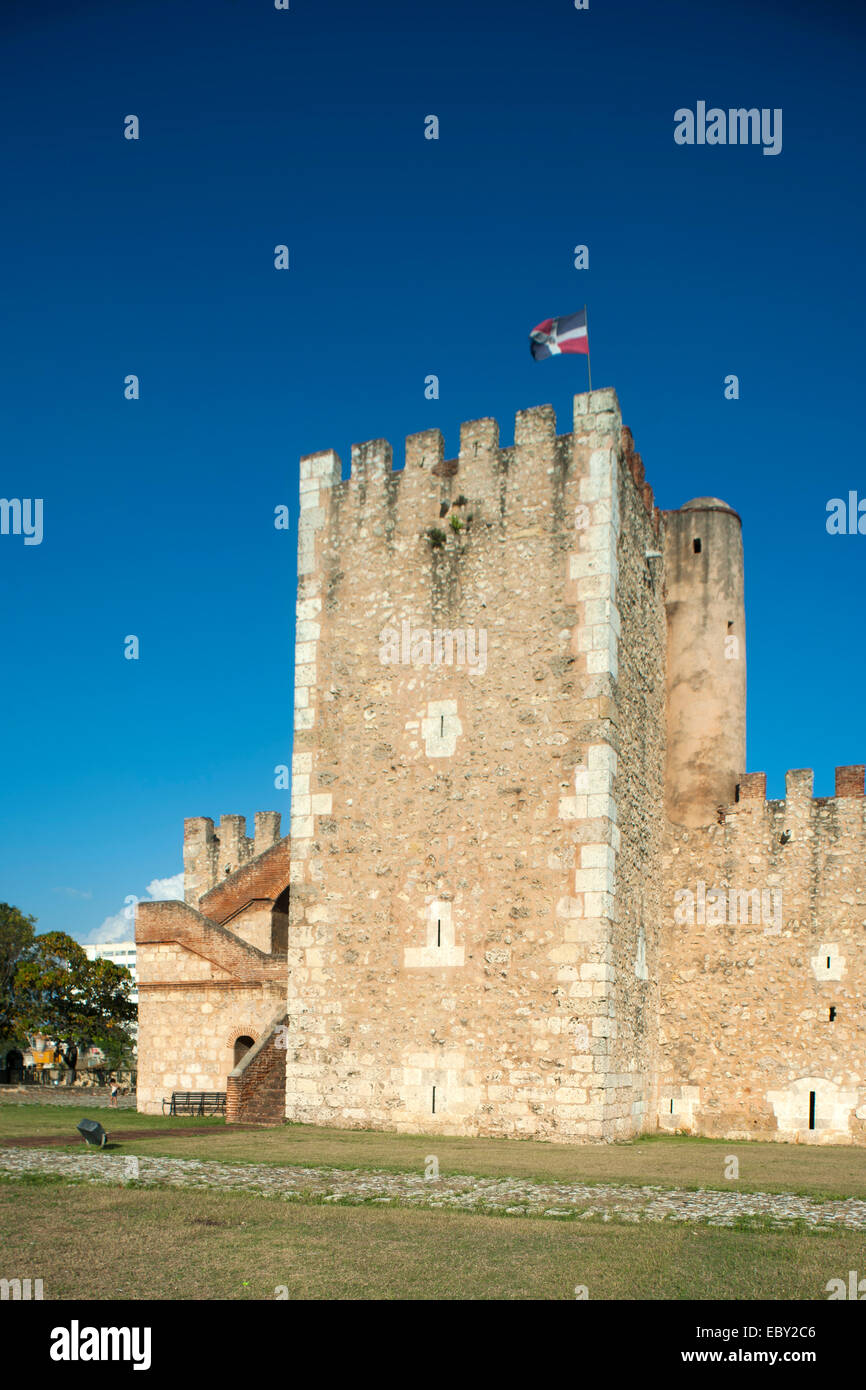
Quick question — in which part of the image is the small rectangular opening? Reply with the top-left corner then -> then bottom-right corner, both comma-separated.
437,919 -> 441,947
432,1086 -> 436,1114
693,537 -> 702,554
440,715 -> 445,737
829,1006 -> 837,1022
827,956 -> 831,968
808,1091 -> 816,1130
727,621 -> 734,631
670,1099 -> 674,1114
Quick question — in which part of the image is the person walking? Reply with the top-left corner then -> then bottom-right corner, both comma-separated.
110,1078 -> 119,1108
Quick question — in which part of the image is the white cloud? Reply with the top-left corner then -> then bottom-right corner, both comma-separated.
83,872 -> 184,945
144,874 -> 185,902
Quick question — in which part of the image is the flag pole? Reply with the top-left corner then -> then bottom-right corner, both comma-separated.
584,303 -> 592,394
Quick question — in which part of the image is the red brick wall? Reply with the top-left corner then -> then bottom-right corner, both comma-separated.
226,1016 -> 287,1126
136,899 -> 285,984
198,837 -> 291,925
737,772 -> 767,800
836,764 -> 865,798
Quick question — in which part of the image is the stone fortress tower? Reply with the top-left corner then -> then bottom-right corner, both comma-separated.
136,388 -> 866,1144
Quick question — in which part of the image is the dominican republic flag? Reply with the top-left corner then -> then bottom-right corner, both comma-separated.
529,308 -> 588,359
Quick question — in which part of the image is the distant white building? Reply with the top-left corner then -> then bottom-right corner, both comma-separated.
85,939 -> 138,1004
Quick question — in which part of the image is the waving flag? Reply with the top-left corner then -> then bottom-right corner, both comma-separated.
529,308 -> 588,359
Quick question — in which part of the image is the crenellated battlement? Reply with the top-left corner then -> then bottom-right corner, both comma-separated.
666,763 -> 866,872
296,392 -> 662,552
699,767 -> 866,851
183,811 -> 282,906
732,766 -> 865,810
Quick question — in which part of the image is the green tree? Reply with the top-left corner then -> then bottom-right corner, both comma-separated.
0,903 -> 37,1044
86,955 -> 137,1072
13,932 -> 136,1079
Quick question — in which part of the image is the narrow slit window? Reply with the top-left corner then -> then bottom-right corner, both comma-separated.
437,919 -> 441,947
827,956 -> 831,968
829,1006 -> 837,1022
432,1086 -> 436,1114
670,1099 -> 674,1114
808,1091 -> 816,1130
693,537 -> 702,554
440,715 -> 445,737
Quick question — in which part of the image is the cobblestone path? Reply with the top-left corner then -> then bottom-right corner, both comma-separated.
1,1146 -> 864,1228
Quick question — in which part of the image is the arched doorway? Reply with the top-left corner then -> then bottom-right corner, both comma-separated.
4,1049 -> 24,1084
271,885 -> 290,954
233,1035 -> 254,1068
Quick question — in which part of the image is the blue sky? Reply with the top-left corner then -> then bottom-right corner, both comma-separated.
1,0 -> 864,942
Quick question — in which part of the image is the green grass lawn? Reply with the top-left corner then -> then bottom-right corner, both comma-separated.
3,1101 -> 865,1201
2,1100 -> 866,1200
4,1101 -> 865,1299
0,1102 -> 224,1139
0,1179 -> 859,1300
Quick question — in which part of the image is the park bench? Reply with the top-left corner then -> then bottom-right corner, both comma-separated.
162,1091 -> 226,1116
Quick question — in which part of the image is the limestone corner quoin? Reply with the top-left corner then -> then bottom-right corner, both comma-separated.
136,388 -> 866,1143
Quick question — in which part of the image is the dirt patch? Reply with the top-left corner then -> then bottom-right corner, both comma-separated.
3,1127 -> 262,1148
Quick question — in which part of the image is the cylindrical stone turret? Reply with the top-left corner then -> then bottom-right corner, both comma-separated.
665,498 -> 746,826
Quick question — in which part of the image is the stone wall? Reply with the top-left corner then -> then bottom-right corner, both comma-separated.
135,819 -> 289,1115
659,767 -> 866,1142
602,423 -> 667,1136
184,812 -> 282,904
284,389 -> 667,1140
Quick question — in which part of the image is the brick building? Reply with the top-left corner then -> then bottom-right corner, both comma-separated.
136,388 -> 866,1143
135,815 -> 289,1121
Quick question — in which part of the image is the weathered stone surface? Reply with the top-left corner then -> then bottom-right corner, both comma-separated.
660,784 -> 866,1143
134,388 -> 866,1147
282,390 -> 666,1140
